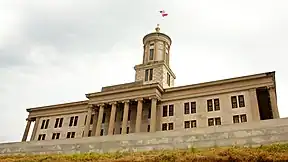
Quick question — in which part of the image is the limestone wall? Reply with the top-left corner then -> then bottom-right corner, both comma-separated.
1,117 -> 288,155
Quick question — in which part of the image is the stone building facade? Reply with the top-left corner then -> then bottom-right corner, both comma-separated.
21,25 -> 280,143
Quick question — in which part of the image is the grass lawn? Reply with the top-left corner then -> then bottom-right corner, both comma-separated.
0,143 -> 288,162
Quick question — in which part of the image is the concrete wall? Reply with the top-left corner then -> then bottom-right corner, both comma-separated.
1,117 -> 288,155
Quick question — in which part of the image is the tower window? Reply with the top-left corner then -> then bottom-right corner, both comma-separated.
149,49 -> 154,60
167,73 -> 171,86
145,69 -> 153,81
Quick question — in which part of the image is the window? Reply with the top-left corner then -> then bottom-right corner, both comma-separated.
168,123 -> 173,130
52,133 -> 60,140
162,123 -> 167,131
184,120 -> 197,129
238,95 -> 245,107
191,102 -> 196,113
144,69 -> 153,81
102,113 -> 106,123
231,96 -> 238,108
100,129 -> 104,136
40,119 -> 49,129
214,99 -> 220,111
147,125 -> 150,132
54,118 -> 63,128
69,116 -> 78,127
240,114 -> 247,122
38,134 -> 46,140
233,115 -> 240,123
208,117 -> 221,126
184,121 -> 190,128
184,102 -> 189,114
233,114 -> 247,123
207,100 -> 213,112
162,105 -> 168,117
169,105 -> 174,116
88,130 -> 92,137
231,95 -> 245,108
149,49 -> 154,60
119,128 -> 122,134
128,110 -> 131,121
215,117 -> 221,125
167,73 -> 171,86
207,99 -> 220,111
67,132 -> 75,138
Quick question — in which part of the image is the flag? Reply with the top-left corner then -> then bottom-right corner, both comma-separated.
159,10 -> 168,17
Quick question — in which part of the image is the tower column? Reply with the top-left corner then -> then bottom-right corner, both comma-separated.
121,100 -> 130,134
150,97 -> 157,132
108,102 -> 117,135
268,86 -> 280,118
135,98 -> 143,133
83,105 -> 93,137
95,104 -> 104,136
22,118 -> 32,142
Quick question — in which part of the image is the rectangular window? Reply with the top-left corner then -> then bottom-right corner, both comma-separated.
69,117 -> 74,126
119,128 -> 122,134
168,123 -> 173,130
191,120 -> 197,128
162,123 -> 167,131
52,133 -> 60,140
208,118 -> 214,126
148,107 -> 151,119
102,113 -> 106,123
240,114 -> 247,122
40,119 -> 49,129
238,95 -> 245,107
38,134 -> 46,140
145,69 -> 149,81
149,69 -> 153,81
44,119 -> 49,129
207,99 -> 213,112
162,105 -> 168,117
149,49 -> 154,60
88,130 -> 92,137
59,118 -> 63,127
100,129 -> 104,136
184,102 -> 189,114
167,73 -> 171,86
214,99 -> 220,111
215,117 -> 221,125
231,96 -> 238,108
233,115 -> 240,123
169,105 -> 174,116
128,110 -> 131,121
54,118 -> 59,128
40,120 -> 45,129
147,125 -> 150,132
66,132 -> 75,138
191,102 -> 196,113
73,116 -> 78,126
184,121 -> 190,128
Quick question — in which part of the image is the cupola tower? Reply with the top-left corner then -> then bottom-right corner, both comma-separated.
134,24 -> 176,88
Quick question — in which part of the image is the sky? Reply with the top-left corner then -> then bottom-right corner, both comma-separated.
0,0 -> 288,143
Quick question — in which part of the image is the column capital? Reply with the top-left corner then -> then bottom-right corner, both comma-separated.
135,98 -> 143,102
96,103 -> 105,107
148,96 -> 159,101
267,85 -> 275,90
121,100 -> 130,103
88,104 -> 94,108
108,101 -> 118,105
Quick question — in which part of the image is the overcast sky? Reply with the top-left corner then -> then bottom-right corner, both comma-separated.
0,0 -> 288,143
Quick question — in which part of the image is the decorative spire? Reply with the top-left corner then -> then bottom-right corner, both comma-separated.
155,24 -> 160,32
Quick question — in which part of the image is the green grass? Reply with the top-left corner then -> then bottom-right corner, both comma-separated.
1,143 -> 288,162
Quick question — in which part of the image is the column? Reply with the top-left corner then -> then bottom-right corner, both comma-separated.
108,102 -> 117,135
249,89 -> 260,121
150,97 -> 157,132
135,98 -> 143,133
91,110 -> 98,136
269,86 -> 280,118
154,40 -> 158,60
121,100 -> 129,134
95,104 -> 104,136
21,118 -> 32,142
30,117 -> 40,141
83,105 -> 93,137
